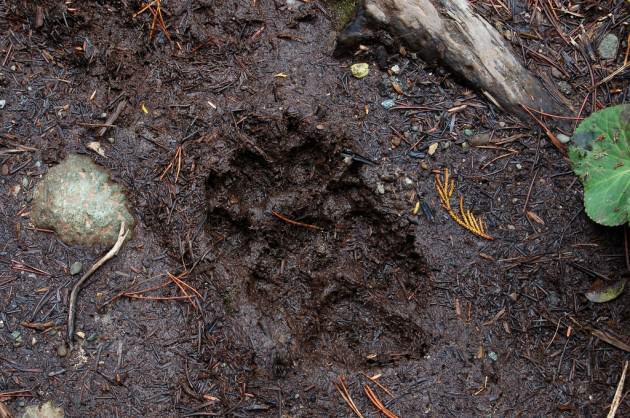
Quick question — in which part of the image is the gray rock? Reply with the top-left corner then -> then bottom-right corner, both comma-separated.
56,342 -> 68,358
556,133 -> 571,144
31,154 -> 134,247
21,401 -> 64,418
598,34 -> 619,60
0,99 -> 5,109
69,261 -> 82,275
463,128 -> 474,137
556,81 -> 573,96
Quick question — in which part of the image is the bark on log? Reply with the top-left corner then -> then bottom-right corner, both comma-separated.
362,0 -> 567,120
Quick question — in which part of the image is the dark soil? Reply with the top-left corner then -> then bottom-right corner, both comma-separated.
1,0 -> 629,417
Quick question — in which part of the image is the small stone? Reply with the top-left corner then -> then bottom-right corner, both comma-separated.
76,331 -> 86,339
556,133 -> 571,144
463,128 -> 474,137
598,34 -> 619,60
507,224 -> 516,230
107,137 -> 115,144
461,142 -> 470,152
390,64 -> 400,75
315,124 -> 324,130
21,401 -> 64,418
409,52 -> 417,60
391,136 -> 401,147
556,80 -> 573,96
1,164 -> 8,176
402,177 -> 414,189
351,63 -> 369,79
488,351 -> 498,362
420,161 -> 429,170
509,292 -> 519,301
498,121 -> 506,128
70,261 -> 82,275
551,67 -> 565,80
22,177 -> 29,188
427,142 -> 439,156
11,330 -> 22,343
31,154 -> 135,247
0,99 -> 6,109
516,163 -> 523,170
381,99 -> 395,110
469,133 -> 492,146
441,141 -> 451,150
376,182 -> 385,195
57,343 -> 68,357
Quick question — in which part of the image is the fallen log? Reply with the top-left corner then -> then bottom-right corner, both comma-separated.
341,0 -> 568,121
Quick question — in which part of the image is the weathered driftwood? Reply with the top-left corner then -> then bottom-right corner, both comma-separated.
362,0 -> 567,119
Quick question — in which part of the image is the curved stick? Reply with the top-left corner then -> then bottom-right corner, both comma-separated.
67,222 -> 128,346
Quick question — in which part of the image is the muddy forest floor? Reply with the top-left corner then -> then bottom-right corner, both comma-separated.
1,0 -> 629,417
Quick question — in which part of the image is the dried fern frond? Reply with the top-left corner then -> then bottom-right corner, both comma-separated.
434,168 -> 493,240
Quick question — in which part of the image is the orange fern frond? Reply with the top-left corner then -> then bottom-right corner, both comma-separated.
434,168 -> 493,240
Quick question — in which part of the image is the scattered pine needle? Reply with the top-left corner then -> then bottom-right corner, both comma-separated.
271,211 -> 323,231
363,385 -> 399,418
434,168 -> 493,240
334,376 -> 365,418
160,146 -> 183,183
133,0 -> 171,41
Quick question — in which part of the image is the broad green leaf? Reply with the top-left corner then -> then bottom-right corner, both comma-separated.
585,279 -> 626,303
569,104 -> 630,226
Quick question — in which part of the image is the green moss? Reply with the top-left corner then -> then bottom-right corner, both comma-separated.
325,0 -> 360,30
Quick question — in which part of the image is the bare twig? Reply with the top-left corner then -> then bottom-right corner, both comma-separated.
67,222 -> 128,346
98,99 -> 127,137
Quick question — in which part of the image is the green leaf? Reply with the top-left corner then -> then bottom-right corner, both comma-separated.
569,104 -> 630,226
585,279 -> 626,303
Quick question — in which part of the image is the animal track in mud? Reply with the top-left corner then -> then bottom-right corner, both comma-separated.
205,113 -> 430,369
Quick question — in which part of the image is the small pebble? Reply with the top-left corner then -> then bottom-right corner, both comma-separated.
461,142 -> 470,152
556,81 -> 573,96
408,151 -> 426,159
390,64 -> 400,75
488,351 -> 498,362
556,133 -> 571,144
0,99 -> 6,109
1,164 -> 8,176
598,33 -> 619,60
427,142 -> 439,156
376,182 -> 385,195
463,128 -> 474,137
420,161 -> 429,170
76,331 -> 86,339
381,99 -> 396,110
351,63 -> 369,79
22,177 -> 29,187
107,137 -> 115,144
70,261 -> 82,275
498,121 -> 506,128
57,343 -> 68,357
516,163 -> 523,170
402,177 -> 414,189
